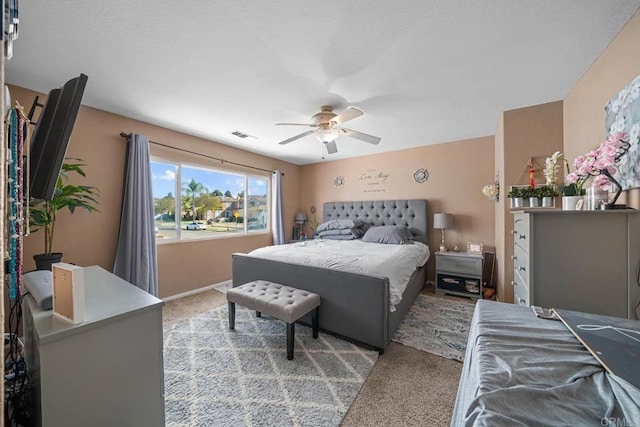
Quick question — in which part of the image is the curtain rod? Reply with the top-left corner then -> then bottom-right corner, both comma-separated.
119,132 -> 284,176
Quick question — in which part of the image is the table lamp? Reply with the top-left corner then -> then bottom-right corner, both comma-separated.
294,212 -> 307,240
433,213 -> 453,252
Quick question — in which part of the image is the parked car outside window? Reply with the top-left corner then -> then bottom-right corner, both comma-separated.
185,221 -> 207,230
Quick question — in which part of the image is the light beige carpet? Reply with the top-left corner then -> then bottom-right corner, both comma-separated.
163,287 -> 463,426
342,342 -> 461,426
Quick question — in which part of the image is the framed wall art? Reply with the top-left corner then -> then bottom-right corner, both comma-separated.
605,74 -> 640,190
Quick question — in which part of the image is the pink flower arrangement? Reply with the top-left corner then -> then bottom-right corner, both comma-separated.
567,132 -> 630,205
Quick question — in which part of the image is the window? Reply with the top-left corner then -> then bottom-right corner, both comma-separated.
151,159 -> 270,242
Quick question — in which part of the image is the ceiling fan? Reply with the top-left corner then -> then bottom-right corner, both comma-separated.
276,105 -> 381,154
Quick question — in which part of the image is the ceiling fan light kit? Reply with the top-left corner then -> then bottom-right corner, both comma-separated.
277,105 -> 381,154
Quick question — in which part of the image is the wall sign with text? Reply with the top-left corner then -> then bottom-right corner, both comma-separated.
359,169 -> 389,193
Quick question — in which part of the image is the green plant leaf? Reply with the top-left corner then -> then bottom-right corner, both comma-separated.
29,158 -> 100,255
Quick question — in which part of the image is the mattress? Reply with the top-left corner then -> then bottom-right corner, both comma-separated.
452,300 -> 640,426
247,239 -> 429,310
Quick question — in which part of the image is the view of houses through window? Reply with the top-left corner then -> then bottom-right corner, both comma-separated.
151,159 -> 270,241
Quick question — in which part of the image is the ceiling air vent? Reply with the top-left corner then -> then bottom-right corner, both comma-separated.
231,130 -> 255,139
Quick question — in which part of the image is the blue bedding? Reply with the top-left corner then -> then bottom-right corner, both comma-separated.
452,300 -> 640,426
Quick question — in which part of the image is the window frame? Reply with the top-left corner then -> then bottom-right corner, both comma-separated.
151,155 -> 271,244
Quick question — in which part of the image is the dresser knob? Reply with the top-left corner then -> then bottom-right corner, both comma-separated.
511,280 -> 516,287
519,266 -> 526,272
518,298 -> 526,305
511,255 -> 516,260
511,229 -> 516,235
519,234 -> 526,240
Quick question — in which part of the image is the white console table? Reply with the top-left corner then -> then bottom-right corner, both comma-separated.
22,266 -> 165,426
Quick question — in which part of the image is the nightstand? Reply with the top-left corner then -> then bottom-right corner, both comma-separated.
435,251 -> 483,299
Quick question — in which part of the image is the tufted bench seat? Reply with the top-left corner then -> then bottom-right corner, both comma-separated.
227,280 -> 321,360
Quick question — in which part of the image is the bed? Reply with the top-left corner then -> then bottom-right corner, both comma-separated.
232,199 -> 428,353
452,299 -> 640,426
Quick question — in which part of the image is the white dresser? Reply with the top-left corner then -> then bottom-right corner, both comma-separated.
512,209 -> 640,319
22,266 -> 165,426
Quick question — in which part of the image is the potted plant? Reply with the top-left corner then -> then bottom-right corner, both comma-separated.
540,185 -> 558,208
521,187 -> 539,207
30,159 -> 99,270
539,185 -> 559,207
307,215 -> 320,239
507,187 -> 524,209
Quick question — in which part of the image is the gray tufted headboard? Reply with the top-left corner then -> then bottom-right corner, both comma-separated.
323,200 -> 428,245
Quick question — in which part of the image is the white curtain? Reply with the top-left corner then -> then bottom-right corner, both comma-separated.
113,133 -> 159,296
271,170 -> 285,245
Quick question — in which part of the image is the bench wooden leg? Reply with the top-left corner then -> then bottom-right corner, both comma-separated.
312,307 -> 319,339
228,301 -> 236,330
286,322 -> 294,360
256,311 -> 261,318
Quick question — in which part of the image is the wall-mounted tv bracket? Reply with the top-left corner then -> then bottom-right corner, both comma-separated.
27,96 -> 44,125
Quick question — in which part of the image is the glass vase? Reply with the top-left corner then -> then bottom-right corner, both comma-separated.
586,187 -> 608,210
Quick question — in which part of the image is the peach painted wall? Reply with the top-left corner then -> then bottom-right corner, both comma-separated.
499,101 -> 564,303
11,85 -> 300,298
298,136 -> 495,282
564,9 -> 640,208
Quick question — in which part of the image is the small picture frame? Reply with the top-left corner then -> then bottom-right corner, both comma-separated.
52,263 -> 85,324
467,242 -> 483,254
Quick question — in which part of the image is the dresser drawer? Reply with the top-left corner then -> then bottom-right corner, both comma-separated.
513,274 -> 530,307
513,216 -> 530,251
436,255 -> 482,276
512,244 -> 530,286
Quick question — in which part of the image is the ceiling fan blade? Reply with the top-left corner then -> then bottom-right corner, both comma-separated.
325,140 -> 338,154
278,130 -> 316,145
276,122 -> 317,127
340,127 -> 381,145
332,107 -> 363,124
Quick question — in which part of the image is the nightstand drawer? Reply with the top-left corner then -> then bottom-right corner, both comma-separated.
436,255 -> 482,276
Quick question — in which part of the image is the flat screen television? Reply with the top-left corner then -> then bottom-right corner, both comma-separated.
29,73 -> 88,201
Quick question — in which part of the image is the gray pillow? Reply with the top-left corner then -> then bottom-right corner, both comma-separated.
320,234 -> 357,240
362,225 -> 413,244
318,228 -> 365,238
316,219 -> 365,233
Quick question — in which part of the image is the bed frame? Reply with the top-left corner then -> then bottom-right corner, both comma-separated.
232,199 -> 428,353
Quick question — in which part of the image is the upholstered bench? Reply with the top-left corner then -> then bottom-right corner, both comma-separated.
227,280 -> 321,360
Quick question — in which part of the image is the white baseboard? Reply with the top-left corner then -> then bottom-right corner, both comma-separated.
163,280 -> 232,302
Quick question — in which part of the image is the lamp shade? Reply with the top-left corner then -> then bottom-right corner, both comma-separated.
294,212 -> 307,224
433,213 -> 453,229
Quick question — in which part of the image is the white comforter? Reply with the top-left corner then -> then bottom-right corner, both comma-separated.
248,239 -> 430,310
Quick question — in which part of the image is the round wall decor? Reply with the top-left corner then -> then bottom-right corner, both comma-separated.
334,176 -> 345,187
413,168 -> 429,183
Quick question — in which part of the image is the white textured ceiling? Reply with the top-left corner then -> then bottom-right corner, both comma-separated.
6,1 -> 640,165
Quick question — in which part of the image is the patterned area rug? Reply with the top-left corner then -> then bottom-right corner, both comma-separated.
164,304 -> 378,426
392,294 -> 476,362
